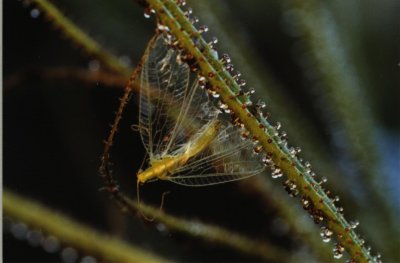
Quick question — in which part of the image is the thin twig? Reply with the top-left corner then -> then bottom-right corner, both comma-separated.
4,67 -> 129,91
26,0 -> 131,76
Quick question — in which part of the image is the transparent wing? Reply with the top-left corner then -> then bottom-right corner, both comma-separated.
166,124 -> 265,186
139,34 -> 214,158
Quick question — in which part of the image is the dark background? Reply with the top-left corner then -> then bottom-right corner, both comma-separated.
3,0 -> 400,262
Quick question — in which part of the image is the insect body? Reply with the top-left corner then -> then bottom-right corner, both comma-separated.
137,119 -> 221,183
136,33 -> 264,186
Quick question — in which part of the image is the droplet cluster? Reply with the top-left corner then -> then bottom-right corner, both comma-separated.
282,179 -> 299,197
333,243 -> 345,259
145,2 -> 381,262
320,226 -> 333,243
4,216 -> 97,263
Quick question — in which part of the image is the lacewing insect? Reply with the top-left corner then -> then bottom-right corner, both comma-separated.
136,33 -> 265,186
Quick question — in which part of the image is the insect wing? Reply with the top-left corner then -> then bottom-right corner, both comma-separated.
166,124 -> 265,186
139,34 -> 214,159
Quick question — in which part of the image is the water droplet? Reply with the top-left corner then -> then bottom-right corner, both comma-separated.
11,222 -> 28,240
253,145 -> 263,155
225,63 -> 234,72
80,256 -> 97,263
301,196 -> 312,210
218,102 -> 230,113
218,103 -> 228,109
311,209 -> 325,224
252,138 -> 259,145
304,161 -> 312,173
333,243 -> 344,259
198,76 -> 207,88
211,36 -> 218,44
189,223 -> 205,235
275,122 -> 282,130
245,101 -> 253,108
349,220 -> 359,229
279,138 -> 288,147
289,147 -> 297,156
271,167 -> 283,179
27,230 -> 44,247
143,8 -> 155,19
210,48 -> 219,60
233,71 -> 241,81
240,130 -> 250,140
157,23 -> 170,32
184,7 -> 193,17
61,247 -> 79,263
283,180 -> 299,197
262,156 -> 274,166
211,91 -> 220,98
156,223 -> 167,233
30,8 -> 40,18
190,16 -> 199,24
320,177 -> 328,184
43,235 -> 60,253
256,100 -> 266,109
88,60 -> 100,71
199,25 -> 208,33
238,79 -> 246,87
221,53 -> 231,64
320,226 -> 333,243
177,0 -> 186,6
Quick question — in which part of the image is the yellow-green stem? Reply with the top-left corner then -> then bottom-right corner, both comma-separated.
145,0 -> 377,261
28,0 -> 131,76
3,189 -> 170,263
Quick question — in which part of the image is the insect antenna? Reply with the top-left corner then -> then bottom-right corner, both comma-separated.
136,179 -> 155,221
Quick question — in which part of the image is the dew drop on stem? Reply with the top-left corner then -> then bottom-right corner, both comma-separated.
61,247 -> 79,263
332,243 -> 344,259
80,256 -> 97,263
199,25 -> 208,33
11,222 -> 28,240
42,235 -> 60,253
30,8 -> 40,19
320,226 -> 333,243
27,229 -> 44,247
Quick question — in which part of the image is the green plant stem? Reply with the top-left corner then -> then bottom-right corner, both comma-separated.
145,0 -> 378,261
240,177 -> 333,262
28,0 -> 131,76
113,192 -> 291,262
3,189 -> 170,263
186,1 -> 360,260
